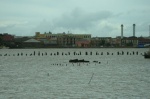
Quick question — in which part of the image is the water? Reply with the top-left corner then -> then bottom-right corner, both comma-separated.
0,48 -> 150,99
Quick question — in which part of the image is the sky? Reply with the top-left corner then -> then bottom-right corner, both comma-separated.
0,0 -> 150,37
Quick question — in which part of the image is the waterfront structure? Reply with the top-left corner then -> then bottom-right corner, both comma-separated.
23,39 -> 42,48
3,25 -> 150,48
0,33 -> 15,47
138,37 -> 150,48
91,37 -> 101,47
35,32 -> 46,40
121,36 -> 150,48
14,36 -> 32,48
35,32 -> 91,47
0,34 -> 3,46
76,39 -> 91,47
45,32 -> 91,40
57,35 -> 76,47
2,33 -> 14,42
111,37 -> 121,47
54,32 -> 91,47
91,37 -> 112,47
121,37 -> 138,47
35,32 -> 57,46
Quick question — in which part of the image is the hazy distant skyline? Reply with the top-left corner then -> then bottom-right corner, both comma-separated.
0,0 -> 150,37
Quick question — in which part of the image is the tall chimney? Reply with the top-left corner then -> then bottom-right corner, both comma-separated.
121,24 -> 123,39
133,24 -> 136,37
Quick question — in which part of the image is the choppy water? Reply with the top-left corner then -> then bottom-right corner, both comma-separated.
0,48 -> 150,99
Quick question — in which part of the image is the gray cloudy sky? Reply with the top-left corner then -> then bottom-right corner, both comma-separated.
0,0 -> 150,37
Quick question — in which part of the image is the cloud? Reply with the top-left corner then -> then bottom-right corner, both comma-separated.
53,8 -> 113,30
0,0 -> 55,21
0,24 -> 15,33
31,8 -> 113,35
0,20 -> 33,36
0,0 -> 150,37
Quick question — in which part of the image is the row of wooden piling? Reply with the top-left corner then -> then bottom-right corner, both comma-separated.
50,62 -> 101,66
0,51 -> 143,56
51,63 -> 89,66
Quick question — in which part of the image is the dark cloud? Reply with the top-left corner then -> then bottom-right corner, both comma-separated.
31,19 -> 54,33
0,0 -> 150,37
0,24 -> 16,33
54,8 -> 113,30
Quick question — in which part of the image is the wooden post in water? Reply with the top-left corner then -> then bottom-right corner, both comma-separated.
127,52 -> 129,55
88,73 -> 94,84
38,51 -> 40,56
90,52 -> 92,55
34,51 -> 35,56
136,51 -> 138,55
74,52 -> 76,55
117,52 -> 120,55
85,52 -> 88,55
96,52 -> 98,55
122,51 -> 124,55
68,52 -> 70,55
80,51 -> 81,55
107,52 -> 109,55
133,51 -> 134,55
45,52 -> 47,56
57,52 -> 59,55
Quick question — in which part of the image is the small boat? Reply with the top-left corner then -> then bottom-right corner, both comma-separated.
69,59 -> 89,63
144,44 -> 150,58
144,50 -> 150,58
143,25 -> 150,59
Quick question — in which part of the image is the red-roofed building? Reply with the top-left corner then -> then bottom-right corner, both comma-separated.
2,33 -> 14,42
76,40 -> 91,47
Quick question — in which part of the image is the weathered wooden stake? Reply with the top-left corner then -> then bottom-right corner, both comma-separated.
88,73 -> 94,84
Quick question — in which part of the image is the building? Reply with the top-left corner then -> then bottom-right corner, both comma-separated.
14,36 -> 32,48
91,37 -> 112,47
0,33 -> 15,48
23,39 -> 42,48
0,34 -> 3,45
76,39 -> 91,48
46,32 -> 91,40
35,32 -> 46,40
111,37 -> 121,47
57,35 -> 76,47
138,37 -> 150,48
56,32 -> 91,47
121,37 -> 138,47
2,33 -> 14,42
35,32 -> 91,47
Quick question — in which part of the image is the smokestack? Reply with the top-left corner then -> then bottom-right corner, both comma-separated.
133,24 -> 136,37
121,24 -> 123,39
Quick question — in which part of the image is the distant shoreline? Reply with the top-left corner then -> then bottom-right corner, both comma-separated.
6,47 -> 148,49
